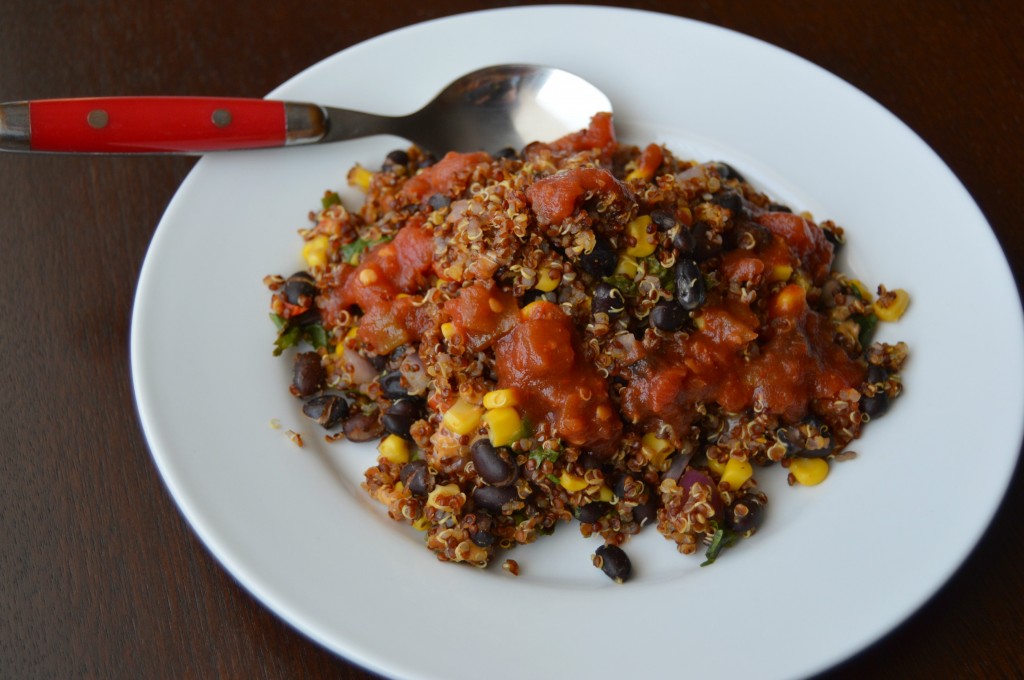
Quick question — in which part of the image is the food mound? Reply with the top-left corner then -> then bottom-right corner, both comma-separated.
266,113 -> 909,582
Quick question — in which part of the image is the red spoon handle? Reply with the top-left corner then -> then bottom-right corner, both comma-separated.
1,97 -> 326,153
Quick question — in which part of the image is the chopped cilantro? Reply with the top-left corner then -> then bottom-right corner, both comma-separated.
605,274 -> 638,297
854,312 -> 879,348
701,524 -> 738,567
644,257 -> 676,292
529,448 -> 560,465
272,325 -> 302,356
321,191 -> 342,210
341,238 -> 372,265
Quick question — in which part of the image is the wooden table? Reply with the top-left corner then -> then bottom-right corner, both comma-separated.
2,2 -> 1021,678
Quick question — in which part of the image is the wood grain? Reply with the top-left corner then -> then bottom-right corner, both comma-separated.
2,1 -> 1021,678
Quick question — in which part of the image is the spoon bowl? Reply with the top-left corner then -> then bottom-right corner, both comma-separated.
0,64 -> 612,155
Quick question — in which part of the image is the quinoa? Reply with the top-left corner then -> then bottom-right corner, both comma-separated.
266,113 -> 909,580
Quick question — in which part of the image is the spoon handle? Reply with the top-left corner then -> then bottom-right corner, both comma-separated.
0,97 -> 327,153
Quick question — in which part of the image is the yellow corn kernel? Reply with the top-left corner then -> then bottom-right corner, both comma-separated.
719,457 -> 753,490
706,455 -> 727,477
615,255 -> 639,278
520,300 -> 547,319
535,267 -> 561,292
598,485 -> 615,502
302,234 -> 329,269
426,483 -> 462,510
347,164 -> 373,191
624,215 -> 657,257
789,457 -> 829,486
793,270 -> 813,291
483,389 -> 519,409
483,407 -> 523,447
442,398 -> 484,436
440,322 -> 456,340
849,279 -> 873,302
559,472 -> 589,493
378,434 -> 410,464
768,263 -> 793,283
412,516 -> 431,531
873,288 -> 910,322
641,432 -> 675,468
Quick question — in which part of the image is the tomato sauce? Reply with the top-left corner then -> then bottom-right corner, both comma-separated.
526,167 -> 628,225
400,151 -> 490,203
493,301 -> 622,456
442,282 -> 519,352
317,221 -> 436,353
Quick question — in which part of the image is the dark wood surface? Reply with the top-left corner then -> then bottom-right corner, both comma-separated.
2,1 -> 1022,678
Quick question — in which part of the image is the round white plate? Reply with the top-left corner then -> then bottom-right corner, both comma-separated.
131,6 -> 1024,680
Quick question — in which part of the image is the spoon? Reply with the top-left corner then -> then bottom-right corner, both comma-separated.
0,64 -> 611,155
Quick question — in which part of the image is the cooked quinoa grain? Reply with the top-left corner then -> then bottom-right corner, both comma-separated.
267,113 -> 909,576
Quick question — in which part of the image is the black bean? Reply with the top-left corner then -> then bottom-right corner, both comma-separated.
632,501 -> 658,528
494,146 -> 519,159
650,208 -> 676,231
427,193 -> 450,210
418,153 -> 437,168
379,371 -> 408,400
592,282 -> 625,318
795,418 -> 833,458
593,544 -> 632,583
725,493 -> 767,536
866,364 -> 889,385
468,514 -> 497,547
382,399 -> 423,440
711,189 -> 745,218
728,222 -> 772,251
382,149 -> 409,171
369,354 -> 388,371
472,485 -> 519,512
674,258 -> 706,311
342,411 -> 384,442
399,460 -> 431,497
714,161 -> 745,183
470,440 -> 518,486
577,452 -> 604,471
768,202 -> 793,213
284,271 -> 317,305
292,352 -> 324,397
650,301 -> 686,332
693,225 -> 724,260
822,227 -> 843,252
302,394 -> 348,429
862,391 -> 890,418
577,501 -> 612,524
578,237 -> 618,277
671,226 -> 696,256
519,288 -> 555,307
612,473 -> 635,501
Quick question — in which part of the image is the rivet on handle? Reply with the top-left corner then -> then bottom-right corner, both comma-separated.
211,109 -> 232,127
87,109 -> 109,129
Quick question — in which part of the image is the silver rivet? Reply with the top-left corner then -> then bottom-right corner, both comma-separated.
211,109 -> 232,127
87,109 -> 108,129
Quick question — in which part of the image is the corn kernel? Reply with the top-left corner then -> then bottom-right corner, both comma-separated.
483,407 -> 523,447
535,267 -> 561,292
770,283 -> 807,317
789,457 -> 829,486
348,164 -> 373,191
358,267 -> 379,285
483,389 -> 519,409
520,300 -> 548,319
873,288 -> 910,322
641,432 -> 675,468
598,485 -> 615,502
625,167 -> 647,182
302,234 -> 329,269
378,434 -> 410,464
440,322 -> 456,340
615,255 -> 639,278
719,457 -> 753,490
559,472 -> 589,493
849,279 -> 873,302
412,516 -> 431,531
768,263 -> 793,283
625,215 -> 657,257
426,483 -> 462,510
442,398 -> 483,436
707,455 -> 727,477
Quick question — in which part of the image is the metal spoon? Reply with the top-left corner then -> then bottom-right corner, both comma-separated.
0,64 -> 611,155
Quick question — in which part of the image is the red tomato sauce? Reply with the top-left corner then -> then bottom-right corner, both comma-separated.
493,301 -> 622,456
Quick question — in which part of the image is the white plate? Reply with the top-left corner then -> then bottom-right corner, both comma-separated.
131,6 -> 1024,680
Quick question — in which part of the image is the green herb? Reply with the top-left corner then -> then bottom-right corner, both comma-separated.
854,312 -> 879,348
272,325 -> 302,356
701,524 -> 738,567
605,273 -> 638,298
269,312 -> 287,331
546,473 -> 561,485
321,191 -> 342,210
305,323 -> 329,350
644,257 -> 676,292
341,238 -> 372,265
529,448 -> 560,465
